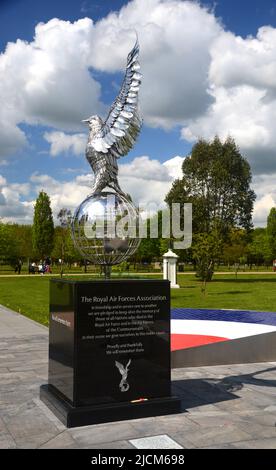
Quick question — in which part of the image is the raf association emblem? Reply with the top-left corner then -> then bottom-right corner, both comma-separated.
115,359 -> 132,392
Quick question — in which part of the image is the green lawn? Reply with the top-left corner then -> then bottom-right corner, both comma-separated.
0,273 -> 276,326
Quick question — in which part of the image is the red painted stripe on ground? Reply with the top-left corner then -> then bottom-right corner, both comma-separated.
171,334 -> 229,351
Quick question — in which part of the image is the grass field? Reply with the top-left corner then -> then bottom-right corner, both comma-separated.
0,273 -> 276,326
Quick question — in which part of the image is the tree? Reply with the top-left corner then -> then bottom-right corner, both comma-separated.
222,228 -> 248,273
52,208 -> 74,277
133,215 -> 161,264
192,231 -> 222,285
267,207 -> 276,260
11,224 -> 34,260
222,229 -> 249,279
0,223 -> 19,268
32,191 -> 54,259
166,136 -> 256,280
247,228 -> 272,267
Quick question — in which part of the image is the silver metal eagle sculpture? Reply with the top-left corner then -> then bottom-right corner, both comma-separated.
115,359 -> 131,392
82,39 -> 142,196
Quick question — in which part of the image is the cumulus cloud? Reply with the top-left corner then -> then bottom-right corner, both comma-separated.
118,155 -> 184,206
1,0 -> 276,176
182,26 -> 276,173
0,0 -> 221,160
1,155 -> 273,226
1,0 -> 276,223
1,155 -> 183,223
0,17 -> 104,159
251,173 -> 276,225
0,177 -> 32,222
253,194 -> 276,226
163,156 -> 184,179
44,131 -> 87,156
88,0 -> 221,128
0,175 -> 7,186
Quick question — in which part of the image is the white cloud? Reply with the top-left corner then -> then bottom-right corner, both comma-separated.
0,179 -> 32,222
182,26 -> 276,173
88,0 -> 222,128
251,173 -> 276,226
0,17 -> 105,160
163,156 -> 184,179
119,156 -> 172,182
1,155 -> 274,227
253,194 -> 276,226
1,0 -> 276,176
0,0 -> 221,160
119,155 -> 184,206
0,175 -> 7,186
0,155 -> 183,223
1,0 -> 276,222
44,131 -> 87,156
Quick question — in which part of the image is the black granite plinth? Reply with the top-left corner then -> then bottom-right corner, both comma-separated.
41,279 -> 181,427
40,384 -> 182,428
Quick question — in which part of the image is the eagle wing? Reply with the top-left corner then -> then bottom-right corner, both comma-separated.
91,39 -> 142,157
115,361 -> 125,375
126,359 -> 131,369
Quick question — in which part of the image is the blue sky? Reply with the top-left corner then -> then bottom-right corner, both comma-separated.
1,0 -> 276,225
0,0 -> 192,184
2,0 -> 276,46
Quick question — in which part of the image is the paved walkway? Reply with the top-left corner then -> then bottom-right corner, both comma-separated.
0,305 -> 276,449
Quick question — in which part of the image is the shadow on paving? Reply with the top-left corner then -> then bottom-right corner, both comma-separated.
173,366 -> 276,410
172,379 -> 239,411
213,365 -> 276,393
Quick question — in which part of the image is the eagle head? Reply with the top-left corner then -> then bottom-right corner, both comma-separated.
82,115 -> 103,134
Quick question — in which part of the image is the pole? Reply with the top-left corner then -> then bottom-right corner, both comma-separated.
103,265 -> 112,279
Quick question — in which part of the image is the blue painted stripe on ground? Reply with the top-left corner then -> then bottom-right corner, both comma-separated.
171,308 -> 276,326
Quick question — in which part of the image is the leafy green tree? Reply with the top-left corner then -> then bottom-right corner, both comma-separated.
192,231 -> 222,284
0,223 -> 19,267
166,136 -> 256,280
247,228 -> 272,267
11,224 -> 34,260
52,208 -> 81,275
222,229 -> 248,265
32,191 -> 54,259
267,207 -> 276,260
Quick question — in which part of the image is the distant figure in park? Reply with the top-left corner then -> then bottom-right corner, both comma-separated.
38,261 -> 45,275
44,257 -> 52,274
44,263 -> 51,274
29,262 -> 37,274
15,259 -> 22,274
273,260 -> 276,272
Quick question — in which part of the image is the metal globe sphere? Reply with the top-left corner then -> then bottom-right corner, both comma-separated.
71,191 -> 140,265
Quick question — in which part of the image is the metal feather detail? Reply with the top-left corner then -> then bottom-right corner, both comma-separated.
82,39 -> 142,195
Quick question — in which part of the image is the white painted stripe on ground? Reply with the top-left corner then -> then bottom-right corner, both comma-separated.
171,319 -> 276,339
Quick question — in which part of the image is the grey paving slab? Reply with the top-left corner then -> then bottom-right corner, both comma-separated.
87,440 -> 136,449
175,425 -> 252,448
39,431 -> 79,449
237,421 -> 276,440
1,303 -> 276,449
130,414 -> 200,436
69,421 -> 143,447
232,438 -> 276,449
0,431 -> 16,449
0,305 -> 48,338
